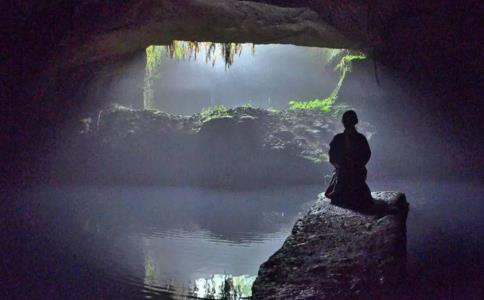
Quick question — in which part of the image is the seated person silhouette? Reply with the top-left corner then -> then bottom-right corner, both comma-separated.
325,110 -> 373,209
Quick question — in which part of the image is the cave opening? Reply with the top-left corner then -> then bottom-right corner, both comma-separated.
140,42 -> 368,116
80,41 -> 364,116
49,40 -> 378,190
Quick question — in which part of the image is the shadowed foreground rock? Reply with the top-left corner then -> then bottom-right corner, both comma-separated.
252,192 -> 409,299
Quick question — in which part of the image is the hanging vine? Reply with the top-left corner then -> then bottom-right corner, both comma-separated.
331,50 -> 366,99
143,42 -> 366,112
289,48 -> 366,114
164,41 -> 249,68
143,41 -> 255,109
144,45 -> 165,109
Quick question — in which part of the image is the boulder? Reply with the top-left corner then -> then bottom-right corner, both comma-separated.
199,116 -> 236,135
252,192 -> 409,299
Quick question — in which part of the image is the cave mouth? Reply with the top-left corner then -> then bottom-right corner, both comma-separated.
83,41 -> 362,118
21,37 -> 376,296
140,42 -> 365,116
48,41 -> 373,189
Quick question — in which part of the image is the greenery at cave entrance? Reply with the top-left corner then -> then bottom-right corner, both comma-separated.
144,41 -> 253,109
288,51 -> 365,117
143,41 -> 366,116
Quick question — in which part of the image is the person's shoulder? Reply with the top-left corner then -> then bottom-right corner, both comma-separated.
356,132 -> 369,141
332,133 -> 345,140
330,133 -> 344,144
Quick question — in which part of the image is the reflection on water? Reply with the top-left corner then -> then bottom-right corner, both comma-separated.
3,180 -> 483,299
4,185 -> 321,299
193,274 -> 255,299
143,235 -> 256,298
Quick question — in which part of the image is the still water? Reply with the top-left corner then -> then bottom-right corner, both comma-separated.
2,180 -> 483,299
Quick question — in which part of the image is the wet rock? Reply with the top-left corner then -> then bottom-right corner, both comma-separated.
274,129 -> 295,142
252,192 -> 409,299
238,115 -> 257,123
199,116 -> 235,135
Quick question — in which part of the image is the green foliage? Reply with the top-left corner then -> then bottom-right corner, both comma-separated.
331,51 -> 366,99
200,104 -> 231,122
143,42 -> 256,109
308,48 -> 345,66
241,103 -> 254,109
144,46 -> 166,109
308,48 -> 366,100
288,97 -> 335,112
288,97 -> 350,118
288,49 -> 365,118
166,41 -> 253,68
146,45 -> 165,76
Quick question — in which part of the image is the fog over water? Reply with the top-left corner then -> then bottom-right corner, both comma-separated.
3,180 -> 483,299
100,43 -> 479,180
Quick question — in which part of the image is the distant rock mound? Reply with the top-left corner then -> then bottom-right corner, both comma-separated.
51,105 -> 371,187
252,192 -> 409,299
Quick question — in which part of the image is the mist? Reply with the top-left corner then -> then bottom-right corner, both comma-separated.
147,44 -> 338,114
3,16 -> 483,299
88,42 -> 478,182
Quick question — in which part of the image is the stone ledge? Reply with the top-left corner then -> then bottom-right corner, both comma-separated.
252,192 -> 409,299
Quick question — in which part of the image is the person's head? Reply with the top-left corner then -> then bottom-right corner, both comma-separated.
342,110 -> 358,128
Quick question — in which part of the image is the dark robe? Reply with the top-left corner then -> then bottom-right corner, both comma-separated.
325,127 -> 373,208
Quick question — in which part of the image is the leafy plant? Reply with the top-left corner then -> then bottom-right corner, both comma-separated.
308,48 -> 366,99
309,48 -> 344,66
163,41 -> 254,68
288,97 -> 350,118
144,45 -> 165,109
330,51 -> 366,99
143,42 -> 256,109
288,97 -> 335,112
241,103 -> 254,109
288,50 -> 365,117
200,105 -> 231,122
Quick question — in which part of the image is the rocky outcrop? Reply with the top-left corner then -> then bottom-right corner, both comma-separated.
51,105 -> 373,187
252,192 -> 409,299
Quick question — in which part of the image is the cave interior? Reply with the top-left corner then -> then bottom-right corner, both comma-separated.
1,0 -> 483,299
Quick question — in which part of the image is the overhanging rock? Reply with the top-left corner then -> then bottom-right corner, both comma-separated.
252,192 -> 409,299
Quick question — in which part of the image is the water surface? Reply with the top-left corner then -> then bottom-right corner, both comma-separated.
2,180 -> 483,299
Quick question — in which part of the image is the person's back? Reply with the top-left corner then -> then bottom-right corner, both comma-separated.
325,111 -> 373,208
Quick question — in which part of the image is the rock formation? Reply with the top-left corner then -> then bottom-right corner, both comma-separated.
50,105 -> 375,187
252,192 -> 409,299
